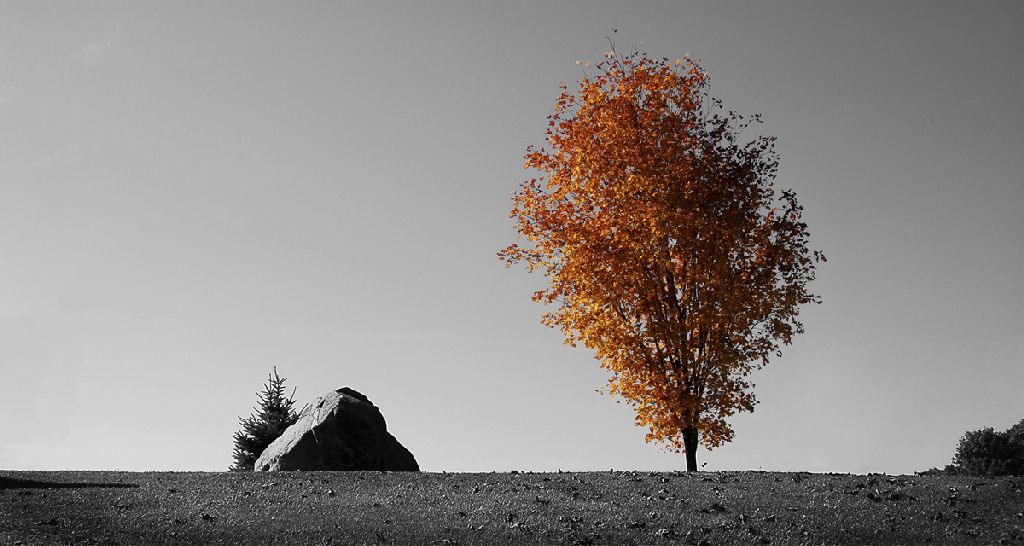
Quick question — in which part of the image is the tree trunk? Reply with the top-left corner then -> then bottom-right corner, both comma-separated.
682,427 -> 698,472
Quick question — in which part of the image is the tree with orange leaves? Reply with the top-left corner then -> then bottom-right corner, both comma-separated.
499,49 -> 824,471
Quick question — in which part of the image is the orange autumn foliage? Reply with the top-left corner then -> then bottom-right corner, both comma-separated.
499,52 -> 824,470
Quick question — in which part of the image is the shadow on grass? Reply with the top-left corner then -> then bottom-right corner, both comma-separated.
0,477 -> 139,489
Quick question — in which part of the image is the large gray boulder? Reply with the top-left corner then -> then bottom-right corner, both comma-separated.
254,387 -> 419,471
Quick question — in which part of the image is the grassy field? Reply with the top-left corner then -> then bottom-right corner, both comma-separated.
1,469 -> 1022,545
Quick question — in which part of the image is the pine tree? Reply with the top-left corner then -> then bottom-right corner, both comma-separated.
230,367 -> 300,471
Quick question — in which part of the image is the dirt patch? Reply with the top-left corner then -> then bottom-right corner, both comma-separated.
1,470 -> 1021,544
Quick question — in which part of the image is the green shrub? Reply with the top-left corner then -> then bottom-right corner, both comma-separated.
915,464 -> 963,477
950,420 -> 1024,476
1007,419 -> 1024,446
230,367 -> 300,471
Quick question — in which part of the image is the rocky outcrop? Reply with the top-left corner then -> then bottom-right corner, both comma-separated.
254,387 -> 418,471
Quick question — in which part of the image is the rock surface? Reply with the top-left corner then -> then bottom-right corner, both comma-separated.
254,387 -> 419,471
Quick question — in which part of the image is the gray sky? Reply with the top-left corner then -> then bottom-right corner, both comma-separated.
1,1 -> 1021,474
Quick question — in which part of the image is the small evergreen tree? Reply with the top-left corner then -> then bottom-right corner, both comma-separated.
230,367 -> 300,471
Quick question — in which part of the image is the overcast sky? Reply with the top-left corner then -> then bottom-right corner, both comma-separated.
1,1 -> 1021,474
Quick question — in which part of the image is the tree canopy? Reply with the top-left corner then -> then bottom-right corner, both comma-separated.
950,420 -> 1024,476
499,50 -> 824,471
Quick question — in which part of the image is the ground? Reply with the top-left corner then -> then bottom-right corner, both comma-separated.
1,470 -> 1022,544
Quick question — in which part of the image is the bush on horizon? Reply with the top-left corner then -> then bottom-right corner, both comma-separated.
923,419 -> 1024,477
